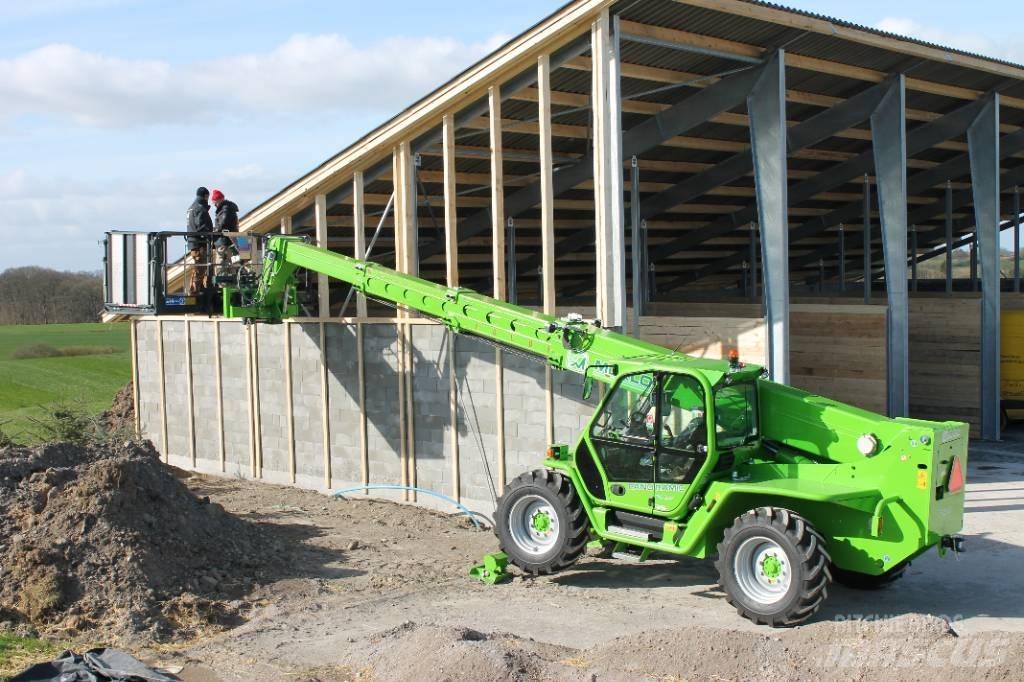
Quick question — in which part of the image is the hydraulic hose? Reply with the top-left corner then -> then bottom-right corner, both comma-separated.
329,484 -> 490,529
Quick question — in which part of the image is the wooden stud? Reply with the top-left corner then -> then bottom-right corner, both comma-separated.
130,319 -> 140,437
280,215 -> 293,235
442,113 -> 460,287
284,321 -> 296,484
315,193 -> 330,317
214,320 -> 226,473
184,318 -> 197,468
489,85 -> 507,492
157,320 -> 168,463
357,323 -> 369,490
442,112 -> 462,502
538,53 -> 557,445
251,324 -> 263,478
353,171 -> 368,318
245,324 -> 257,478
319,321 -> 332,489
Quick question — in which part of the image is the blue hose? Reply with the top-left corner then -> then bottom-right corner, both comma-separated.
330,484 -> 485,529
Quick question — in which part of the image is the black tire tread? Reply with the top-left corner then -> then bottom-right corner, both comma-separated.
715,506 -> 832,627
495,469 -> 590,575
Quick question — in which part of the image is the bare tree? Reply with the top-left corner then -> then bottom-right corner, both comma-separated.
0,267 -> 104,324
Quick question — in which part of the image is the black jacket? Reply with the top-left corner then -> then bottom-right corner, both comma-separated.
186,199 -> 213,247
215,200 -> 239,233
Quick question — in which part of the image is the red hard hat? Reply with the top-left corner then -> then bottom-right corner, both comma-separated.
211,189 -> 225,202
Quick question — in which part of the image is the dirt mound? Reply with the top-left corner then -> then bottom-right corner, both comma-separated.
340,617 -> 1024,682
0,441 -> 281,643
103,383 -> 135,434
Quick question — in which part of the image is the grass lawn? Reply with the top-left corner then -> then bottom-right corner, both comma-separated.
0,323 -> 131,444
0,633 -> 63,680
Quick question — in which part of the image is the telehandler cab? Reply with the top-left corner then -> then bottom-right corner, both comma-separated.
104,232 -> 969,627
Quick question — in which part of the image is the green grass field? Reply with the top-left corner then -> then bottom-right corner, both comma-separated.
0,323 -> 131,444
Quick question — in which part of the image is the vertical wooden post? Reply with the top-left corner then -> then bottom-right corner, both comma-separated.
251,324 -> 263,478
245,323 -> 257,478
538,54 -> 557,446
281,215 -> 293,236
591,16 -> 608,323
130,319 -> 140,437
357,323 -> 368,490
353,171 -> 369,318
184,318 -> 196,468
442,112 -> 462,501
394,142 -> 419,499
157,320 -> 168,463
284,321 -> 296,484
489,85 -> 507,491
214,321 -> 226,473
319,321 -> 332,489
315,193 -> 330,317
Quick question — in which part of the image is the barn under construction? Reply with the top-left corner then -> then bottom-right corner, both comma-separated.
120,0 -> 1024,513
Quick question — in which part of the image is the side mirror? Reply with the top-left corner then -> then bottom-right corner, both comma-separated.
582,375 -> 594,401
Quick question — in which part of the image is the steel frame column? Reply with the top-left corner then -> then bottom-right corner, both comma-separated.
863,175 -> 872,304
749,222 -> 759,302
946,181 -> 954,295
838,224 -> 846,293
968,94 -> 1001,440
1014,186 -> 1021,293
871,75 -> 909,417
749,50 -> 789,383
910,225 -> 918,293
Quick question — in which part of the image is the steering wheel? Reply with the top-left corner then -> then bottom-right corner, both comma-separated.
671,416 -> 706,450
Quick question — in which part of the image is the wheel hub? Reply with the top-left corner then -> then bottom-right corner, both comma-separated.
507,495 -> 560,556
733,537 -> 792,605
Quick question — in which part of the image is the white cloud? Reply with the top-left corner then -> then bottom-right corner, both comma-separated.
875,17 -> 1024,65
0,32 -> 508,129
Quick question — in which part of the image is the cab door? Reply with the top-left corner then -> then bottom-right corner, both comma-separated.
587,372 -> 657,513
653,373 -> 711,514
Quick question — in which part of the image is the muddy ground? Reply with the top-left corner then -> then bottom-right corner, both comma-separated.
116,456 -> 1024,682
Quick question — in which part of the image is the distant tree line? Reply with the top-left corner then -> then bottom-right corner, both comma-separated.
0,267 -> 104,324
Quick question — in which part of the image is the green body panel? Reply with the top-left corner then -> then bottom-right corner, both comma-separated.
225,234 -> 970,577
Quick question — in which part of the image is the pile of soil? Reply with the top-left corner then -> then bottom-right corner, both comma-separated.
343,616 -> 1024,681
0,441 -> 281,642
102,382 -> 135,433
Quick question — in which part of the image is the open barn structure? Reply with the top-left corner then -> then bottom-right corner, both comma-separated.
126,0 -> 1024,512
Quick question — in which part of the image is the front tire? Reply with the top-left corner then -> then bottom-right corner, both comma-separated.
715,507 -> 831,627
495,469 -> 589,575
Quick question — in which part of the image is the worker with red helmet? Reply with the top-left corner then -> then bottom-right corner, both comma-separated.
210,189 -> 241,263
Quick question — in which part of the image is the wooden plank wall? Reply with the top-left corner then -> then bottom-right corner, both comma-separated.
909,298 -> 981,434
639,302 -> 889,414
790,304 -> 888,415
909,293 -> 1024,435
639,311 -> 767,366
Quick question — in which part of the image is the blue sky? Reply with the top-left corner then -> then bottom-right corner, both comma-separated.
1,0 -> 1021,273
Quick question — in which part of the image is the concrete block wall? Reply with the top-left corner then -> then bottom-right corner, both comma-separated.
134,318 -> 598,515
189,322 -> 220,470
255,324 -> 289,483
218,323 -> 251,476
324,324 -> 361,487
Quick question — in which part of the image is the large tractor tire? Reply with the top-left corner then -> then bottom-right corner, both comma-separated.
715,507 -> 832,627
832,561 -> 908,590
495,469 -> 589,575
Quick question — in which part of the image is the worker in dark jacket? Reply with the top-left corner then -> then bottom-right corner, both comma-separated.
211,189 -> 240,262
185,187 -> 213,295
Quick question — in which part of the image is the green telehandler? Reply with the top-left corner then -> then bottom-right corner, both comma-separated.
106,231 -> 969,627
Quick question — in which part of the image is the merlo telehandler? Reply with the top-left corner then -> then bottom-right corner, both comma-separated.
105,232 -> 969,627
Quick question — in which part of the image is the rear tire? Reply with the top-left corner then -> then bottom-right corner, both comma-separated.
832,561 -> 908,590
715,507 -> 831,627
495,469 -> 589,575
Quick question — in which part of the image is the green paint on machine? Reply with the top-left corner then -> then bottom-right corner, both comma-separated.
113,233 -> 970,628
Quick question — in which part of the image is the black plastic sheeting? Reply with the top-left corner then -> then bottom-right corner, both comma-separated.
11,648 -> 176,682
